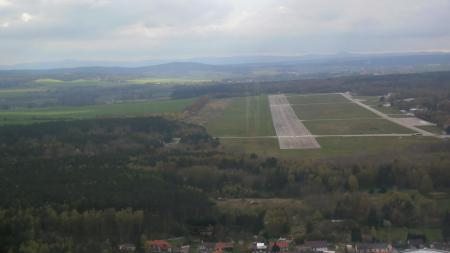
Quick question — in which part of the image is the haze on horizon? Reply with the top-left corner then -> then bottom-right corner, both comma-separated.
1,0 -> 450,65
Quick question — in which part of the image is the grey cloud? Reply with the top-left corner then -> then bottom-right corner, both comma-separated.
0,0 -> 450,64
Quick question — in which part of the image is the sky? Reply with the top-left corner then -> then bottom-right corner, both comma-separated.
1,0 -> 450,65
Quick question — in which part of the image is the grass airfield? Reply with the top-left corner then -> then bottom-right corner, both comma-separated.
200,93 -> 441,159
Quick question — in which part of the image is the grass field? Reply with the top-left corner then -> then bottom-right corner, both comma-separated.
0,88 -> 48,97
370,105 -> 405,115
0,98 -> 195,124
197,93 -> 444,159
128,78 -> 211,84
204,95 -> 275,137
417,125 -> 445,134
34,78 -> 65,84
219,136 -> 438,160
291,102 -> 379,120
304,118 -> 414,135
375,227 -> 443,242
287,93 -> 349,104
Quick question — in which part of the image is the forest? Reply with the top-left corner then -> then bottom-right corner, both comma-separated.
0,116 -> 449,252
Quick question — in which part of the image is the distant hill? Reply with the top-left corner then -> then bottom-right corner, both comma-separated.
2,53 -> 450,81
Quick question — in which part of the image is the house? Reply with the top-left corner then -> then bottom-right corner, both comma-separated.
119,244 -> 136,253
178,245 -> 190,253
251,242 -> 268,253
198,242 -> 216,253
408,238 -> 424,249
146,240 -> 172,253
214,242 -> 234,253
304,241 -> 328,252
269,240 -> 290,252
355,243 -> 392,253
430,242 -> 450,251
199,242 -> 233,253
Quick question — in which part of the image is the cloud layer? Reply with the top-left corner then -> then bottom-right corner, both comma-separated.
1,0 -> 450,64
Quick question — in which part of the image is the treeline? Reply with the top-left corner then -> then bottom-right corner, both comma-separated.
0,117 -> 449,251
172,71 -> 450,99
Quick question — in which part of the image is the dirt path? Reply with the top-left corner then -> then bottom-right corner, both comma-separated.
268,94 -> 320,149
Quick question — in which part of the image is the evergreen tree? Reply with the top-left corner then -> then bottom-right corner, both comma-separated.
443,210 -> 450,240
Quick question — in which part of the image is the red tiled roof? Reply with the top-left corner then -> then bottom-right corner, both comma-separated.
148,240 -> 172,249
270,241 -> 290,249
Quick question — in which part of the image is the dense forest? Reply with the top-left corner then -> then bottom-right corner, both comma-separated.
1,116 -> 449,252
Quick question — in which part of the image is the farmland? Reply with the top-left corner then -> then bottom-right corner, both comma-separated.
0,98 -> 195,124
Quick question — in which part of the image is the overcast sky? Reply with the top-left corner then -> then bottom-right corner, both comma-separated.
1,0 -> 450,64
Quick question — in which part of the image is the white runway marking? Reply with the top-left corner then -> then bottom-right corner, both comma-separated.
268,94 -> 320,149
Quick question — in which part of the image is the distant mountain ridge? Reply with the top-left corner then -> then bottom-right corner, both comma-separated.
2,52 -> 450,71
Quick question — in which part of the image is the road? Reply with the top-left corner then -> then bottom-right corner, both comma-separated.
340,93 -> 437,137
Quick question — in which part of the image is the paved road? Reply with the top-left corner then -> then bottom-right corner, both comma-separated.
340,93 -> 437,137
269,94 -> 320,149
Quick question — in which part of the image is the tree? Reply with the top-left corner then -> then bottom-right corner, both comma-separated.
367,208 -> 379,227
443,210 -> 450,240
271,243 -> 281,253
370,227 -> 377,242
347,175 -> 359,192
351,228 -> 362,242
419,174 -> 433,194
264,209 -> 289,238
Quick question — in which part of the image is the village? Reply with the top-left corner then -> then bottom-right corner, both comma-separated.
117,237 -> 450,253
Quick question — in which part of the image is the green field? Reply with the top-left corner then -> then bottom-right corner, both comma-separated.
286,93 -> 349,104
370,105 -> 405,115
304,118 -> 414,135
203,93 -> 441,159
128,78 -> 211,84
34,78 -> 65,84
0,88 -> 48,97
291,102 -> 379,120
375,227 -> 443,242
220,136 -> 439,160
204,95 -> 275,137
417,125 -> 445,135
0,98 -> 195,124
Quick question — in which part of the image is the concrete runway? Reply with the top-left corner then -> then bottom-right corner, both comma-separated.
268,94 -> 320,149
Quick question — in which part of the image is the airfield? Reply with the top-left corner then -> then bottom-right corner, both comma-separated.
200,92 -> 445,159
0,83 -> 446,160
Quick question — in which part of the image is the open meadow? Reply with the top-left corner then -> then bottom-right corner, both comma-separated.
203,95 -> 275,137
0,98 -> 195,124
